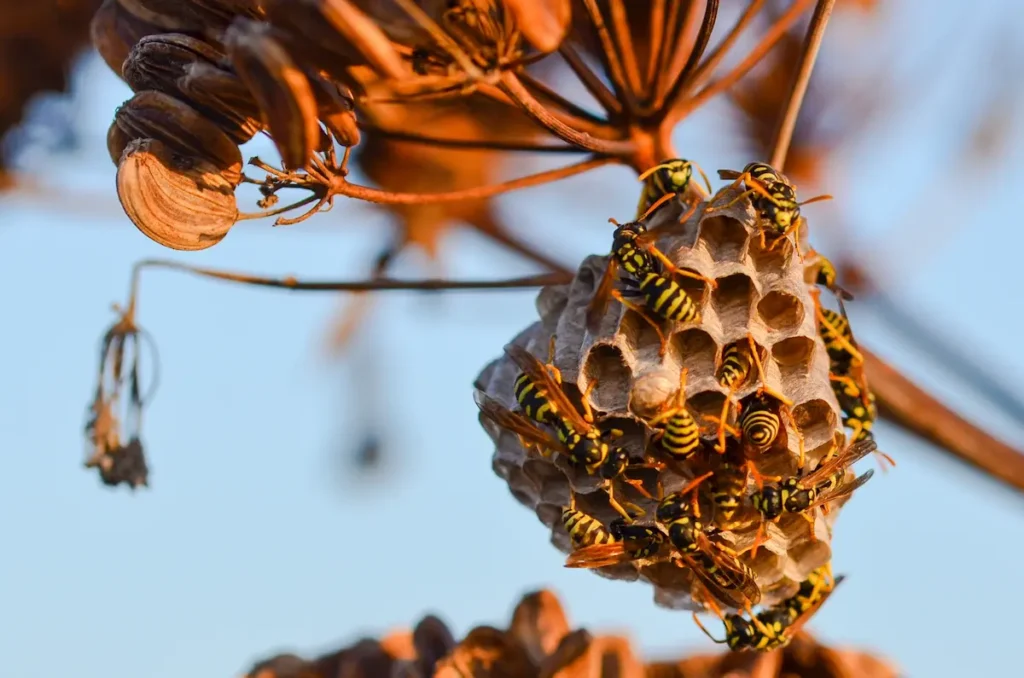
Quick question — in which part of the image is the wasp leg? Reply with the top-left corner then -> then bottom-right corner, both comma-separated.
607,484 -> 639,521
745,334 -> 794,408
580,378 -> 598,424
612,290 -> 670,357
640,191 -> 676,220
816,307 -> 865,365
744,461 -> 779,491
694,163 -> 713,196
766,216 -> 806,258
621,474 -> 657,501
645,246 -> 717,289
545,334 -> 563,385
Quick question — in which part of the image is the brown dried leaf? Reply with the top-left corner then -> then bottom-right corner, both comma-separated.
435,626 -> 534,678
503,0 -> 571,52
224,19 -> 320,169
412,614 -> 457,675
508,590 -> 571,665
116,138 -> 238,250
117,0 -> 263,32
115,90 -> 242,172
537,629 -> 593,678
178,62 -> 264,143
308,74 -> 361,146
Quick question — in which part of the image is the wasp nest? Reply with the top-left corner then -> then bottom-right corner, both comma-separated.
475,191 -> 853,612
243,589 -> 897,678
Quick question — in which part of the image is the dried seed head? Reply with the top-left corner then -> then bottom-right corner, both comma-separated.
224,19 -> 320,169
91,0 -> 171,77
117,0 -> 264,33
502,0 -> 571,52
122,33 -> 225,93
114,90 -> 243,172
475,195 -> 851,611
308,74 -> 361,147
178,62 -> 264,143
116,138 -> 239,251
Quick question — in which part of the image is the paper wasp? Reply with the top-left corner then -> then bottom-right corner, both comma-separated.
635,158 -> 712,219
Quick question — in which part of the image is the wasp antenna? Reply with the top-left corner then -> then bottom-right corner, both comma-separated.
638,162 -> 674,182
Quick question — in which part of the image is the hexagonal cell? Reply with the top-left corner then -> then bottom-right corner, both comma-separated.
792,398 -> 839,451
748,231 -> 795,270
582,344 -> 631,413
716,337 -> 769,390
669,328 -> 717,376
686,389 -> 728,425
710,273 -> 754,330
618,307 -> 667,362
758,290 -> 805,332
783,535 -> 832,581
771,335 -> 815,367
697,215 -> 749,262
629,368 -> 678,418
537,501 -> 563,530
523,459 -> 570,501
674,270 -> 711,309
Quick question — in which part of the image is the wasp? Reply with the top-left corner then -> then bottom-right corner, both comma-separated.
831,372 -> 876,443
586,219 -> 714,356
708,440 -> 757,531
562,498 -> 618,550
654,489 -> 763,613
816,305 -> 864,368
476,345 -> 655,520
635,158 -> 712,219
695,566 -> 845,652
564,519 -> 666,569
749,439 -> 878,553
807,249 -> 853,302
709,162 -> 832,253
737,391 -> 799,455
645,368 -> 702,462
512,335 -> 563,425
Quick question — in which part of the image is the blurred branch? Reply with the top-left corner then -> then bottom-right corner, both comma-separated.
558,43 -> 623,115
770,0 -> 836,169
661,0 -> 719,116
580,0 -> 639,113
865,348 -> 1024,496
355,122 -> 589,153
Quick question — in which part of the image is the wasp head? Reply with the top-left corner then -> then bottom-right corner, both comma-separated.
723,614 -> 757,650
752,485 -> 784,520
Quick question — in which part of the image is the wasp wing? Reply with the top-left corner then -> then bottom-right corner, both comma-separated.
697,537 -> 762,607
805,469 -> 875,510
564,542 -> 631,569
585,258 -> 619,334
798,439 -> 878,489
474,391 -> 569,455
504,344 -> 593,433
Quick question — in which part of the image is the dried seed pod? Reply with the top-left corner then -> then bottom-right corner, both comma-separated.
263,0 -> 410,81
475,195 -> 849,611
117,0 -> 263,33
308,74 -> 360,147
509,590 -> 571,665
107,119 -> 133,165
114,90 -> 242,172
503,0 -> 571,53
224,19 -> 319,169
90,0 -> 171,77
116,138 -> 238,251
122,33 -> 225,93
178,62 -> 264,143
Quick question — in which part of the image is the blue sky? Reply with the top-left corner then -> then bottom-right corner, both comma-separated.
2,5 -> 1024,677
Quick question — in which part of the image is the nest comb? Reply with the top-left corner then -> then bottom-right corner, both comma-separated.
475,189 -> 852,612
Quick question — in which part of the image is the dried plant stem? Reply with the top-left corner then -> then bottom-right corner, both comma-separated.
128,260 -> 572,293
557,44 -> 623,116
516,71 -> 610,125
608,0 -> 642,98
393,0 -> 483,80
661,0 -> 720,116
643,0 -> 667,91
580,0 -> 639,113
684,0 -> 766,93
670,0 -> 814,124
475,82 -> 619,139
650,0 -> 688,106
327,155 -> 615,204
498,74 -> 635,154
352,124 -> 586,153
770,0 -> 837,169
866,348 -> 1024,495
467,215 -> 573,275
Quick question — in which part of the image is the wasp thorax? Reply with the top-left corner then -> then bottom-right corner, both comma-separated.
477,183 -> 854,612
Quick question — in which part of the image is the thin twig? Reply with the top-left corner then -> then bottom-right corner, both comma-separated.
516,71 -> 610,125
324,155 -> 615,205
581,0 -> 640,114
608,0 -> 643,98
355,122 -> 586,153
558,44 -> 623,116
130,260 -> 574,292
498,74 -> 636,155
661,0 -> 720,117
684,0 -> 766,93
466,212 -> 573,276
644,0 -> 667,92
474,82 -> 617,138
650,0 -> 687,107
771,0 -> 837,169
866,348 -> 1024,496
670,0 -> 814,124
393,0 -> 483,79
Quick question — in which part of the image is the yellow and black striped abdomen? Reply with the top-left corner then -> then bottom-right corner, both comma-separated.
637,273 -> 700,323
818,308 -> 854,357
513,373 -> 554,424
717,344 -> 752,389
744,162 -> 784,187
660,409 -> 701,459
562,507 -> 616,549
740,406 -> 780,449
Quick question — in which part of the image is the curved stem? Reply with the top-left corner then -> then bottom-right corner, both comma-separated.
771,0 -> 837,170
684,0 -> 766,94
557,44 -> 623,116
661,0 -> 720,116
669,0 -> 814,125
516,71 -> 609,125
324,155 -> 614,205
130,260 -> 573,292
608,0 -> 643,98
498,73 -> 636,155
356,122 -> 588,153
581,0 -> 639,114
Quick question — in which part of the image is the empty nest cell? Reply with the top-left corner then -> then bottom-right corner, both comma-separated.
710,273 -> 755,330
582,344 -> 631,413
757,290 -> 805,332
696,214 -> 749,262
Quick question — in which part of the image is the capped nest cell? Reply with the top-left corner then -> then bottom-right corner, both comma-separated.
474,190 -> 853,612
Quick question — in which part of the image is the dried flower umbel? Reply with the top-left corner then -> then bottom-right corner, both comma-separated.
242,588 -> 898,678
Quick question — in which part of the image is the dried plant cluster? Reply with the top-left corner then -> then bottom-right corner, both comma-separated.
474,184 -> 863,613
244,589 -> 897,678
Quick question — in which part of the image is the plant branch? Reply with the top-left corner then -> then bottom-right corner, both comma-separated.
355,122 -> 587,153
865,348 -> 1024,496
129,260 -> 574,293
393,0 -> 483,80
669,0 -> 814,125
516,71 -> 610,125
580,0 -> 639,114
608,0 -> 643,99
473,83 -> 619,138
684,0 -> 766,93
661,0 -> 720,117
770,0 -> 836,169
650,0 -> 689,108
557,44 -> 623,116
324,155 -> 615,205
498,73 -> 636,155
643,0 -> 667,92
